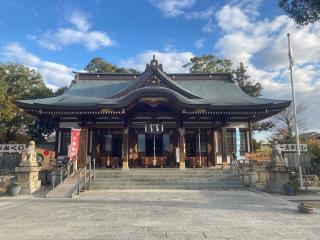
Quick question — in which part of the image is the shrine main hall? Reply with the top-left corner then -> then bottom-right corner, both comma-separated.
17,57 -> 290,170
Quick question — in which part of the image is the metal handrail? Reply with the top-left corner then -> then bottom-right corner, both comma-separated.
50,157 -> 95,194
51,161 -> 73,190
75,157 -> 95,195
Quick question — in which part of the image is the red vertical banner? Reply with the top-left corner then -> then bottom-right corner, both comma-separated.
70,128 -> 81,161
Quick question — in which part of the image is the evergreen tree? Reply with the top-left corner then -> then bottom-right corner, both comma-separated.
233,62 -> 263,97
183,54 -> 232,73
85,57 -> 140,74
0,63 -> 55,143
279,0 -> 320,25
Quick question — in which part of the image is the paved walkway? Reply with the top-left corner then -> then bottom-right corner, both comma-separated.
0,189 -> 319,240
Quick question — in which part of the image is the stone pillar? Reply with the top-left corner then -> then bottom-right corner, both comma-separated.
221,126 -> 228,164
122,128 -> 129,171
15,141 -> 41,194
178,128 -> 186,170
15,164 -> 41,194
267,146 -> 289,193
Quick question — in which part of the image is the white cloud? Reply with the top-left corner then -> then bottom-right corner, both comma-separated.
149,0 -> 216,34
186,7 -> 215,20
2,43 -> 74,89
69,10 -> 90,31
229,0 -> 262,18
202,18 -> 214,33
149,0 -> 196,17
195,38 -> 205,49
216,5 -> 252,33
27,34 -> 37,40
259,23 -> 320,70
35,10 -> 115,51
215,31 -> 270,63
2,42 -> 41,65
121,50 -> 194,73
214,3 -> 320,131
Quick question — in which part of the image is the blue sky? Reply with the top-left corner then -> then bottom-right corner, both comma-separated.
1,0 -> 320,135
1,0 -> 283,68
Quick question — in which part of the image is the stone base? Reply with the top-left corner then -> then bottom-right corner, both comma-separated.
19,180 -> 41,194
15,164 -> 41,194
0,175 -> 14,195
240,172 -> 256,187
122,161 -> 129,171
179,162 -> 186,170
267,168 -> 289,194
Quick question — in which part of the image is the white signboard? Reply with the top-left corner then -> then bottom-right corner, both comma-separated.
0,144 -> 26,153
276,144 -> 308,152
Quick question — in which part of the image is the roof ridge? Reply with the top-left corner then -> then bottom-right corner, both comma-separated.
107,67 -> 203,100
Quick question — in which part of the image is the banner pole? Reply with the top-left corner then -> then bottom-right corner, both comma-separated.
287,33 -> 303,189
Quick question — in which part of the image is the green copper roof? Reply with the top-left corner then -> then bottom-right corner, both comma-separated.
16,57 -> 290,111
175,80 -> 287,106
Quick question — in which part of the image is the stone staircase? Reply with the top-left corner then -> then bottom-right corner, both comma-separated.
91,168 -> 244,190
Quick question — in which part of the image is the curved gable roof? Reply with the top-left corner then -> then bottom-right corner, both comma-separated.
108,60 -> 202,100
16,56 -> 291,112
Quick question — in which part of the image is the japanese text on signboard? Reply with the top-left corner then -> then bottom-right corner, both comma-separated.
0,144 -> 26,153
70,129 -> 81,161
276,144 -> 307,152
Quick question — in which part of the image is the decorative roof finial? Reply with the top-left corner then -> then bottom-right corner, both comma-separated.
144,54 -> 164,72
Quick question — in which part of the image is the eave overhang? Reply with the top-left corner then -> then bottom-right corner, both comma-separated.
15,55 -> 292,122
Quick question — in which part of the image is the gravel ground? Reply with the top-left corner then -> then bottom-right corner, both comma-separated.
0,189 -> 319,240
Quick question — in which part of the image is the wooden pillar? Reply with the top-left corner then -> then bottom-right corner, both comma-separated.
178,128 -> 186,170
56,130 -> 61,154
211,129 -> 216,166
55,119 -> 61,155
78,128 -> 88,168
122,128 -> 129,170
89,130 -> 93,154
248,121 -> 254,153
221,126 -> 228,164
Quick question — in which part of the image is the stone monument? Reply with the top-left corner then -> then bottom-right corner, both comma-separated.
267,145 -> 289,193
15,141 -> 41,194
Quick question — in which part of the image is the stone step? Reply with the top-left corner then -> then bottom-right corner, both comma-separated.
95,171 -> 234,176
93,175 -> 240,180
94,169 -> 229,173
91,179 -> 243,186
95,168 -> 230,173
94,171 -> 235,175
91,183 -> 243,189
91,169 -> 243,190
92,178 -> 240,183
91,183 -> 244,190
